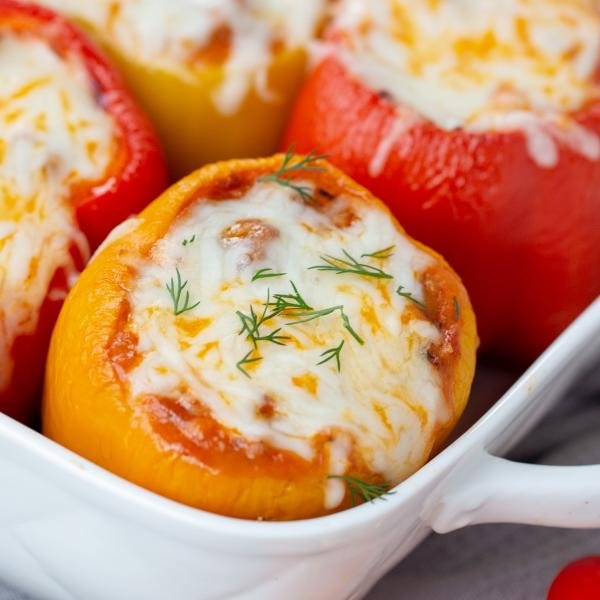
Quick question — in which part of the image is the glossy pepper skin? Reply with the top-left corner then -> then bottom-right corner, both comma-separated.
0,0 -> 167,423
283,56 -> 600,364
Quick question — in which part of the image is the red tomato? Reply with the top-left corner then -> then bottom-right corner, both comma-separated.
283,55 -> 600,364
548,557 -> 600,600
0,1 -> 167,423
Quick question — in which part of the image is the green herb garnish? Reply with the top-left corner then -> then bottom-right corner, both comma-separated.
317,340 -> 345,371
236,290 -> 291,376
286,305 -> 341,324
361,245 -> 395,260
396,285 -> 426,309
235,280 -> 363,377
339,309 -> 364,345
309,250 -> 393,280
236,350 -> 263,378
256,327 -> 290,346
182,235 -> 196,246
288,305 -> 364,345
327,475 -> 394,506
257,147 -> 328,203
236,306 -> 262,347
237,291 -> 290,349
252,268 -> 287,282
453,296 -> 460,321
166,267 -> 200,316
266,281 -> 313,317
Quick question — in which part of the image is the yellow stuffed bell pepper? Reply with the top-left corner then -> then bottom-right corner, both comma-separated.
44,154 -> 477,521
42,0 -> 329,178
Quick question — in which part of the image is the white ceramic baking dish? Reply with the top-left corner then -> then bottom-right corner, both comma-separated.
1,297 -> 599,600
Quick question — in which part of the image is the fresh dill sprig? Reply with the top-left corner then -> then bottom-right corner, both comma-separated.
327,475 -> 394,506
317,340 -> 345,371
361,245 -> 395,260
236,306 -> 262,347
256,328 -> 290,346
237,291 -> 289,348
166,267 -> 201,316
182,235 -> 196,246
453,296 -> 460,321
288,305 -> 364,345
266,281 -> 313,318
252,268 -> 287,282
339,309 -> 364,345
309,250 -> 393,280
257,147 -> 328,203
287,305 -> 342,325
396,285 -> 426,309
236,350 -> 263,378
235,280 -> 364,376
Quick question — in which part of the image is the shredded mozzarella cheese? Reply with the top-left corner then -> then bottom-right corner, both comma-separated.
0,35 -> 116,392
126,182 -> 449,508
41,0 -> 328,114
331,0 -> 600,168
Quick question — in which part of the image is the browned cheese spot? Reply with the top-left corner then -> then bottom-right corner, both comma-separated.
220,218 -> 280,262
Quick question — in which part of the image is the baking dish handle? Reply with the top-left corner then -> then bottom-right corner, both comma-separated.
421,448 -> 600,533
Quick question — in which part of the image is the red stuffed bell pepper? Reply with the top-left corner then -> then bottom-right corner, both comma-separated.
0,0 -> 166,423
284,0 -> 600,363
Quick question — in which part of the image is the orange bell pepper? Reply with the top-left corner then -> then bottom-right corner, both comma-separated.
44,154 -> 477,520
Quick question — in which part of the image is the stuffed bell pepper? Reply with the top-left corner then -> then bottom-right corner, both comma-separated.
43,153 -> 477,520
42,0 -> 331,178
0,0 -> 166,423
284,0 -> 600,363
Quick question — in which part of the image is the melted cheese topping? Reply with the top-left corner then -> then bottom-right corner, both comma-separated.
126,182 -> 449,509
41,0 -> 328,114
331,0 -> 600,169
0,35 -> 116,392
